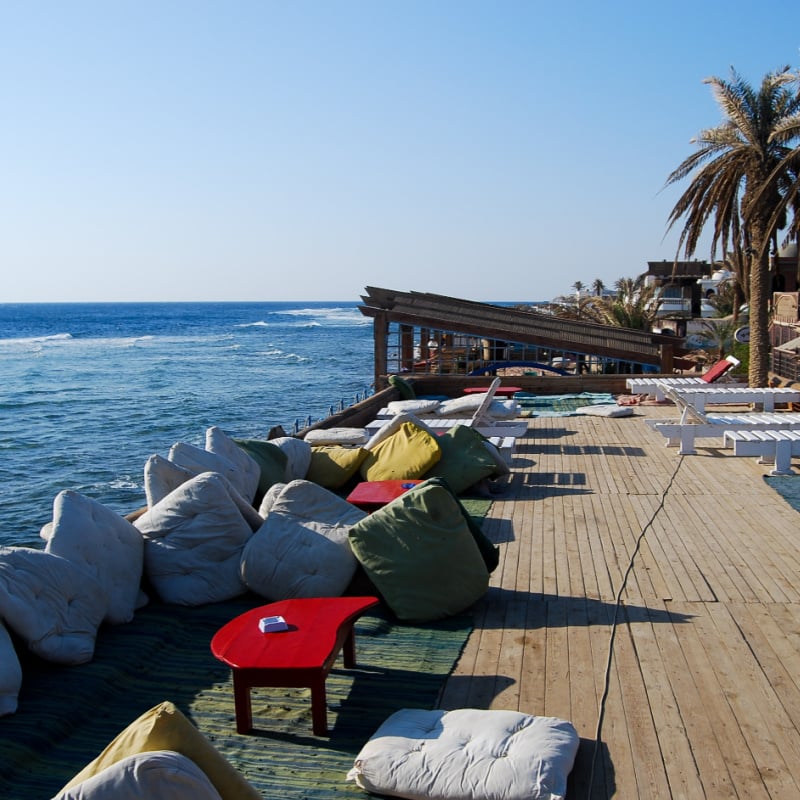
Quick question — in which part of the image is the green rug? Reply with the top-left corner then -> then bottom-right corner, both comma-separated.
0,595 -> 473,798
515,391 -> 615,416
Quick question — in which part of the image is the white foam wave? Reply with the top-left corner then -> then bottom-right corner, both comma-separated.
0,332 -> 73,346
278,307 -> 370,326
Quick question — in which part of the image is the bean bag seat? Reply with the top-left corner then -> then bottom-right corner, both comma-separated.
144,454 -> 195,508
364,413 -> 436,451
52,750 -> 224,800
241,480 -> 366,600
233,438 -> 288,505
347,708 -> 579,800
134,473 -> 260,606
56,701 -> 261,800
0,621 -> 22,716
388,374 -> 417,399
44,489 -> 144,625
257,481 -> 286,517
205,426 -> 261,503
0,546 -> 105,665
168,442 -> 258,505
423,425 -> 499,494
307,446 -> 368,490
268,436 -> 313,481
303,427 -> 369,447
347,479 -> 490,621
360,420 -> 442,482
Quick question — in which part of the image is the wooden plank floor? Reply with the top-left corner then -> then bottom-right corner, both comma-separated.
437,403 -> 800,799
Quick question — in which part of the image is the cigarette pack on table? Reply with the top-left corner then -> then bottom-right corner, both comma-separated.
258,615 -> 288,633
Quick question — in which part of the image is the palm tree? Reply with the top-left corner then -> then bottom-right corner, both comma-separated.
600,276 -> 662,330
592,278 -> 605,297
665,66 -> 800,387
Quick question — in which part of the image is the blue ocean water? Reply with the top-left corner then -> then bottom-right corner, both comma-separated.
0,302 -> 374,547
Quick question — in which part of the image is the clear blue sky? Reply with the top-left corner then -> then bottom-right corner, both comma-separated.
2,1 -> 798,303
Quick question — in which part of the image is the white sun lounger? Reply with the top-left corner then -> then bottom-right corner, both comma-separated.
723,429 -> 800,475
670,386 -> 800,412
646,387 -> 800,454
370,376 -> 528,438
626,355 -> 743,400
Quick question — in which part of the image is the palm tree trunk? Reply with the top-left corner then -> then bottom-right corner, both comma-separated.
748,244 -> 771,387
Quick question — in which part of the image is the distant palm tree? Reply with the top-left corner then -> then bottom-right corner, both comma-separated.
554,275 -> 660,331
665,66 -> 800,387
571,280 -> 585,297
600,276 -> 662,330
592,278 -> 605,296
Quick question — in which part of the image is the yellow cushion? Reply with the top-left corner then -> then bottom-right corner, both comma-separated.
307,446 -> 368,489
360,421 -> 442,481
58,701 -> 261,800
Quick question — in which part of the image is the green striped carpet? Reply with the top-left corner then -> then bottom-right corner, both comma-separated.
515,391 -> 615,416
0,595 -> 474,798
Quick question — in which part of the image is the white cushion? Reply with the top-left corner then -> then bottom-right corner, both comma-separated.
257,482 -> 286,517
304,427 -> 369,446
0,547 -> 105,665
241,480 -> 365,600
574,404 -> 634,417
168,443 -> 256,505
347,708 -> 579,800
144,455 -> 195,507
436,396 -> 519,419
45,490 -> 144,625
53,750 -> 224,800
0,621 -> 21,716
134,473 -> 256,606
205,426 -> 261,504
268,436 -> 312,480
386,399 -> 441,416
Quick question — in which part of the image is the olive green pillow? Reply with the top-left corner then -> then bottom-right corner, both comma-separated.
348,480 -> 489,621
388,374 -> 417,400
424,424 -> 498,494
307,446 -> 369,490
234,438 -> 288,505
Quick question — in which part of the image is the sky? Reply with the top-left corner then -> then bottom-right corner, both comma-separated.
1,1 -> 799,304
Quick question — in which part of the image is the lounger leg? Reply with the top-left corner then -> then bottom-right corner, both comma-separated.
678,429 -> 696,455
771,441 -> 795,476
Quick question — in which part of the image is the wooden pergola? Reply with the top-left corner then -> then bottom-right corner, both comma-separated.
358,287 -> 678,386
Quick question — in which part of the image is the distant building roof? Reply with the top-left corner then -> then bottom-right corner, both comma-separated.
646,260 -> 713,279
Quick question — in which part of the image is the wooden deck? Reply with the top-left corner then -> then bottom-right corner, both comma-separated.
438,402 -> 800,799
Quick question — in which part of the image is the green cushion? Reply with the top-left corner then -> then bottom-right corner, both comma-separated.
388,374 -> 416,400
422,477 -> 499,573
360,421 -> 442,481
307,446 -> 368,490
347,480 -> 490,621
424,425 -> 498,494
233,439 -> 288,505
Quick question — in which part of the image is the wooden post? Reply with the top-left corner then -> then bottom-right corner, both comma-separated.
373,313 -> 388,387
660,343 -> 674,373
400,324 -> 414,373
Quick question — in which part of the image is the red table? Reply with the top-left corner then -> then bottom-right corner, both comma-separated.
346,479 -> 422,512
210,596 -> 379,736
463,385 -> 522,397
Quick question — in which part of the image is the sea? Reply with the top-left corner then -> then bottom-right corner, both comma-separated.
0,302 -> 375,548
